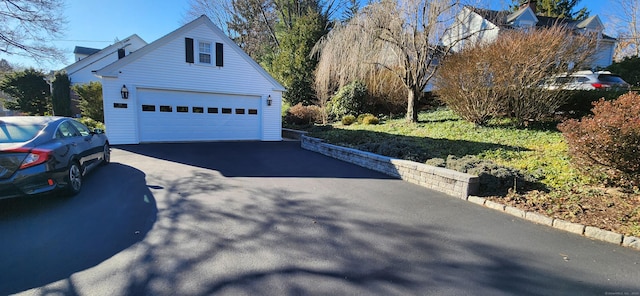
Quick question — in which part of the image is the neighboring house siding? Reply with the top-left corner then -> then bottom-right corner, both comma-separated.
593,40 -> 616,69
442,7 -> 499,52
444,7 -> 616,68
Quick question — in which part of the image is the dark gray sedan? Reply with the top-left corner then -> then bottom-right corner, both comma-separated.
0,116 -> 109,200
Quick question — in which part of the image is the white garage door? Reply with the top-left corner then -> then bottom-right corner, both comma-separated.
137,89 -> 261,142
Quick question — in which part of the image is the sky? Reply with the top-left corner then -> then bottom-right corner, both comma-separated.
1,0 -> 611,72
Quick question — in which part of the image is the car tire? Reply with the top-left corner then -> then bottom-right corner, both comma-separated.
66,162 -> 83,196
101,143 -> 110,165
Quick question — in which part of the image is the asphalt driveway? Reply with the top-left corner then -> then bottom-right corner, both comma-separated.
1,141 -> 639,295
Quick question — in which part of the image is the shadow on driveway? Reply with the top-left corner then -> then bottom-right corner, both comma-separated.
116,141 -> 396,179
0,163 -> 157,295
109,180 -> 633,295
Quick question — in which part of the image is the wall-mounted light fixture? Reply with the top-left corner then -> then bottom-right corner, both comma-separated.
120,85 -> 129,99
266,95 -> 272,106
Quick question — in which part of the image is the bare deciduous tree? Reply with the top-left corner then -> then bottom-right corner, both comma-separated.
0,0 -> 66,62
314,0 -> 462,122
435,26 -> 597,126
610,0 -> 640,59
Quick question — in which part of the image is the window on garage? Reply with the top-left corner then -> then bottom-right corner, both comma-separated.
193,107 -> 204,113
235,108 -> 245,114
160,105 -> 173,112
142,105 -> 155,111
199,41 -> 212,64
177,106 -> 189,113
222,108 -> 232,114
207,107 -> 218,114
248,109 -> 258,115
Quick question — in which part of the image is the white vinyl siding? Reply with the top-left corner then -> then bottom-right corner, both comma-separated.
100,18 -> 283,144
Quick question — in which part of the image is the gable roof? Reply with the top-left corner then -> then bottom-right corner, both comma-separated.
506,6 -> 538,24
63,34 -> 147,77
94,15 -> 285,92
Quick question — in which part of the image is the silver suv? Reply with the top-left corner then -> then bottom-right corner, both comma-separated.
545,71 -> 630,91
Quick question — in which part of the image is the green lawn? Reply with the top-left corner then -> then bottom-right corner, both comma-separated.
308,108 -> 585,190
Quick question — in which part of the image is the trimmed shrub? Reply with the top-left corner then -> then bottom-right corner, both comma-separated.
558,92 -> 640,187
606,56 -> 640,88
557,90 -> 628,118
361,114 -> 379,125
285,103 -> 322,125
357,113 -> 374,124
445,155 -> 539,195
425,158 -> 446,167
341,114 -> 356,125
75,117 -> 105,131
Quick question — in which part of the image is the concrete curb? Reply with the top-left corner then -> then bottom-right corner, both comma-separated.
474,194 -> 638,250
294,131 -> 640,252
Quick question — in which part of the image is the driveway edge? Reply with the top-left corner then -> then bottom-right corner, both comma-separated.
299,135 -> 640,252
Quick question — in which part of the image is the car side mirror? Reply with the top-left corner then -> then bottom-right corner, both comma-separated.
93,128 -> 104,134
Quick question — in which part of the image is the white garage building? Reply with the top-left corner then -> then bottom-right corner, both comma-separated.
94,16 -> 285,144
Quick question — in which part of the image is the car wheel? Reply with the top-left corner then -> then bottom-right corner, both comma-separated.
101,143 -> 110,165
66,162 -> 83,196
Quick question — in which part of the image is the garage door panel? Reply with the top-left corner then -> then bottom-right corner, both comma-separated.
137,90 -> 261,142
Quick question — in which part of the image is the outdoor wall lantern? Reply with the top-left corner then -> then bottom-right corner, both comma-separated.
267,95 -> 272,106
120,85 -> 129,99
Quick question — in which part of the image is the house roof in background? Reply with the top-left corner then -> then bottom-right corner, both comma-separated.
465,6 -> 617,45
73,46 -> 101,56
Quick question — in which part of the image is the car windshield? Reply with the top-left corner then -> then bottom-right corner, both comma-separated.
0,122 -> 45,143
598,74 -> 627,84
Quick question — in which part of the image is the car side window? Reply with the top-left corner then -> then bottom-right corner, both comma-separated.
56,121 -> 81,138
69,120 -> 91,137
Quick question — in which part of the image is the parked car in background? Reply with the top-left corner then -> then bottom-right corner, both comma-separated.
543,71 -> 631,91
0,116 -> 109,200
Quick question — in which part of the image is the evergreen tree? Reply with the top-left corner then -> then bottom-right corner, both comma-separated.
271,7 -> 328,105
72,82 -> 103,122
512,0 -> 589,20
52,72 -> 72,116
227,0 -> 279,64
0,68 -> 50,115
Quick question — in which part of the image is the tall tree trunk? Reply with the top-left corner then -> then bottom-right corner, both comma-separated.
406,89 -> 419,123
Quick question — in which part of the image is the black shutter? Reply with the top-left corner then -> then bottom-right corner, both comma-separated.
216,43 -> 223,67
117,48 -> 125,59
185,38 -> 194,63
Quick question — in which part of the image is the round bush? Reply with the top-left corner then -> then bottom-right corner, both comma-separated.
362,115 -> 379,125
341,115 -> 356,125
558,92 -> 640,187
331,81 -> 368,118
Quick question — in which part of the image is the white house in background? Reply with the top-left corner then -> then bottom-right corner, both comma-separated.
93,15 -> 285,144
63,35 -> 148,85
441,2 -> 616,69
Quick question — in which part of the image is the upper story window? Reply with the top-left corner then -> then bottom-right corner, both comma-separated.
199,41 -> 212,64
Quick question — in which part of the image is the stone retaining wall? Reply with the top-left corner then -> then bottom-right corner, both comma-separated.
301,135 -> 479,199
